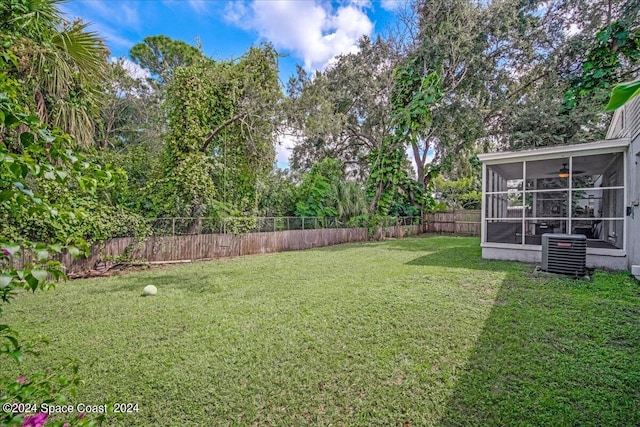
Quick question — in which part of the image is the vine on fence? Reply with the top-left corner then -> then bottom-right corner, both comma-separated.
222,217 -> 259,235
142,216 -> 421,236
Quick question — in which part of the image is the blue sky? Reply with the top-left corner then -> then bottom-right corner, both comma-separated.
61,0 -> 404,83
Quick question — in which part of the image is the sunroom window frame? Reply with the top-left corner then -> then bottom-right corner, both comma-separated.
480,139 -> 628,255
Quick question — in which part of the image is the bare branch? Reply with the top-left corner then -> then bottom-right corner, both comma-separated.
200,112 -> 247,152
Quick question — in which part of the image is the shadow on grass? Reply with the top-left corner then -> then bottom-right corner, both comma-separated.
437,267 -> 640,426
88,272 -> 233,294
383,235 -> 480,253
406,244 -> 520,273
311,234 -> 480,254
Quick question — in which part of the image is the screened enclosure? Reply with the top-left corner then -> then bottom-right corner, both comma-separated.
484,151 -> 625,250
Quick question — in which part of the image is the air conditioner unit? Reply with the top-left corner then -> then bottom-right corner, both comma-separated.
541,234 -> 587,276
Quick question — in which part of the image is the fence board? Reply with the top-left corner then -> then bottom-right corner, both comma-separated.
47,228 -> 368,275
13,224 -> 427,277
425,210 -> 481,236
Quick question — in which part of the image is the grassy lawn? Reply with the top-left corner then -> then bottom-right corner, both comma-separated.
3,236 -> 639,426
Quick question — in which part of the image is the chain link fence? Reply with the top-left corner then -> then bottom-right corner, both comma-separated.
145,216 -> 422,236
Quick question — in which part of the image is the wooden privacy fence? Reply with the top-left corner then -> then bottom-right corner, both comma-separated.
147,216 -> 421,235
37,224 -> 422,276
424,210 -> 481,236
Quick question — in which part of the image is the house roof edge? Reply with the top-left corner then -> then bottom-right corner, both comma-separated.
477,138 -> 630,163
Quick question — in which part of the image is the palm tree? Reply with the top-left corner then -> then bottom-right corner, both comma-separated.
1,0 -> 108,147
334,180 -> 369,221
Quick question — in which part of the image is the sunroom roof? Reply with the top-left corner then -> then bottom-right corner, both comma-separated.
477,138 -> 629,163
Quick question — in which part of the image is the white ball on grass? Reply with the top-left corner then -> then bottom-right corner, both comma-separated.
143,285 -> 158,296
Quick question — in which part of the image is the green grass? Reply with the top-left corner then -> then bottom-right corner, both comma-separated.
3,236 -> 639,426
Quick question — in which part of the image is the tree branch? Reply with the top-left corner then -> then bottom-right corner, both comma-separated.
200,112 -> 246,152
482,71 -> 550,125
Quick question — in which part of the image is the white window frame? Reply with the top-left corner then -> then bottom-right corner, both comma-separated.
479,139 -> 629,256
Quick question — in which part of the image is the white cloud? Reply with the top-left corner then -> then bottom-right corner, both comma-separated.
380,0 -> 403,11
59,2 -> 137,50
275,130 -> 300,169
188,0 -> 210,15
92,22 -> 135,50
224,1 -> 250,24
224,0 -> 373,71
120,4 -> 141,28
72,0 -> 140,29
112,57 -> 151,81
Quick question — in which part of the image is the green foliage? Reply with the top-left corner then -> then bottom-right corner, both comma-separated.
503,1 -> 639,151
393,0 -> 489,187
255,169 -> 297,217
0,76 -> 144,243
431,176 -> 481,210
565,20 -> 640,110
606,78 -> 640,110
95,143 -> 160,213
155,44 -> 281,217
0,59 -> 135,426
1,0 -> 109,147
373,50 -> 443,213
367,137 -> 432,216
129,35 -> 206,83
293,157 -> 369,221
286,37 -> 396,179
95,59 -> 164,150
334,179 -> 369,221
493,0 -> 640,149
294,158 -> 343,218
0,111 -> 146,243
222,216 -> 258,235
151,152 -> 219,218
391,58 -> 442,143
1,358 -> 104,427
345,214 -> 370,228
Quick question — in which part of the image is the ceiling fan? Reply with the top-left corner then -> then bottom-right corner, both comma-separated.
558,163 -> 570,178
543,163 -> 585,177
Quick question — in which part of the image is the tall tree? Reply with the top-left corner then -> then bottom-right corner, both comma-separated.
284,36 -> 427,214
93,59 -> 166,212
286,36 -> 398,179
390,0 -> 514,191
95,59 -> 163,150
129,35 -> 207,84
147,44 -> 282,218
564,1 -> 639,108
0,0 -> 109,147
388,0 -> 639,181
501,0 -> 639,150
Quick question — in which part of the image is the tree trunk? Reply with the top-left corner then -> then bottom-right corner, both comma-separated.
410,140 -> 422,180
369,180 -> 385,212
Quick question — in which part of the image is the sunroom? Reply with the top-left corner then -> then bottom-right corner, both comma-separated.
478,139 -> 630,270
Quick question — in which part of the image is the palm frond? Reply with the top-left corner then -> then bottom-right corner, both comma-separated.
9,2 -> 109,147
335,180 -> 368,220
31,43 -> 74,98
52,96 -> 95,147
53,20 -> 109,81
1,0 -> 63,39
